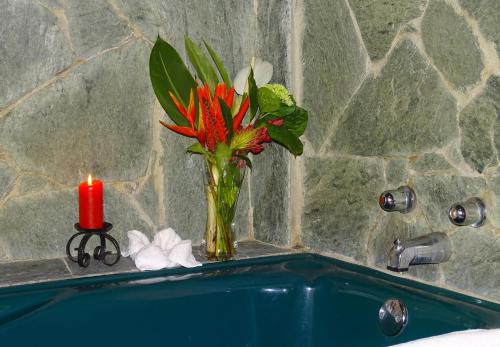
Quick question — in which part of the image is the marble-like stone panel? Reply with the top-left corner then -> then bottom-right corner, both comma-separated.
66,0 -> 131,58
0,0 -> 73,109
303,0 -> 367,150
302,156 -> 385,261
459,0 -> 500,56
330,40 -> 457,156
0,40 -> 153,185
422,0 -> 483,90
348,0 -> 425,61
441,228 -> 500,301
409,153 -> 455,174
251,145 -> 290,246
0,161 -> 17,200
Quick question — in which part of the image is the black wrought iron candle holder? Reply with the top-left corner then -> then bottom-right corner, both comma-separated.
66,222 -> 120,267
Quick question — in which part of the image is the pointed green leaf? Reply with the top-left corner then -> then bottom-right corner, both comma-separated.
248,69 -> 259,118
185,36 -> 218,92
203,40 -> 230,88
187,142 -> 207,155
218,97 -> 233,140
267,124 -> 303,156
283,107 -> 308,137
149,36 -> 196,127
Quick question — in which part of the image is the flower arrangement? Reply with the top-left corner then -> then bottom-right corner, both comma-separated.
149,36 -> 308,260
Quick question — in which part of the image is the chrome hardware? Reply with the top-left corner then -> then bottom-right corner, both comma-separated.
379,186 -> 416,213
378,299 -> 408,336
448,197 -> 486,227
387,232 -> 451,271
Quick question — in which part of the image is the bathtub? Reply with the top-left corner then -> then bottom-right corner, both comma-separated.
0,254 -> 498,347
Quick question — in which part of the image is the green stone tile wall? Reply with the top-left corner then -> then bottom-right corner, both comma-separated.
0,1 -> 290,260
293,0 -> 500,302
1,0 -> 498,304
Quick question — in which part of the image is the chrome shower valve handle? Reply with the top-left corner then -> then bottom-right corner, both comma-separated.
448,197 -> 486,227
379,186 -> 416,214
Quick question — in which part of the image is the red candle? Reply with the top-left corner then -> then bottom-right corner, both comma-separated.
78,174 -> 104,229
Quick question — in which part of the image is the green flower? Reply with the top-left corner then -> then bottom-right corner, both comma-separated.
257,84 -> 295,113
263,84 -> 294,106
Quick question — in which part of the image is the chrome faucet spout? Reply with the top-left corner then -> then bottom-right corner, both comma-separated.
387,232 -> 451,272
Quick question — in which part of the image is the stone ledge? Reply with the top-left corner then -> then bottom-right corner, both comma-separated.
0,240 -> 295,288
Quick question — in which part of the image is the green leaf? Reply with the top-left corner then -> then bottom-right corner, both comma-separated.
275,104 -> 296,116
149,36 -> 196,127
248,69 -> 259,118
218,97 -> 233,140
257,86 -> 281,113
185,36 -> 219,92
283,106 -> 308,137
186,142 -> 207,155
267,124 -> 304,156
234,154 -> 252,170
203,40 -> 230,88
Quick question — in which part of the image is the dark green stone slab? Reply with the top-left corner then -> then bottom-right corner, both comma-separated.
302,156 -> 385,261
303,0 -> 367,150
0,40 -> 153,185
422,0 -> 483,90
348,0 -> 425,61
0,0 -> 73,109
330,40 -> 457,156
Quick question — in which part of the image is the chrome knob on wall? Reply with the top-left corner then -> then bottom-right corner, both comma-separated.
379,186 -> 416,213
448,197 -> 486,227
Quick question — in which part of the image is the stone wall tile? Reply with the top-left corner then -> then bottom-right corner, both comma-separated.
0,161 -> 17,200
303,0 -> 367,151
330,40 -> 457,156
302,156 -> 385,261
412,176 -> 487,231
409,153 -> 455,174
0,0 -> 73,109
66,0 -> 131,58
385,158 -> 407,187
348,0 -> 425,61
422,0 -> 483,90
459,0 -> 500,56
442,228 -> 500,301
0,40 -> 153,185
251,145 -> 289,246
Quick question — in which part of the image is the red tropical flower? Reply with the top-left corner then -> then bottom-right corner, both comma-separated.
161,82 -> 252,152
160,89 -> 199,140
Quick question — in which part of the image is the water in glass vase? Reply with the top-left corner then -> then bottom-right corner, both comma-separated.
202,158 -> 246,260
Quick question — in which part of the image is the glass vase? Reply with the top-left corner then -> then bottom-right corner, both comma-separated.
202,158 -> 246,261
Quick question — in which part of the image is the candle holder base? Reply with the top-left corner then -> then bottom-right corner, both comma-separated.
66,223 -> 120,268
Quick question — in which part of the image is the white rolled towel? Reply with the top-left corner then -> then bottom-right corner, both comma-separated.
390,329 -> 500,347
121,228 -> 202,271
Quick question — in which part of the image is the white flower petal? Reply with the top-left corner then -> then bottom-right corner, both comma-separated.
234,66 -> 251,94
254,60 -> 273,87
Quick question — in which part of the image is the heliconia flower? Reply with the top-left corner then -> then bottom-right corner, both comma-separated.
160,89 -> 197,138
230,125 -> 272,155
233,58 -> 273,95
232,97 -> 250,131
198,83 -> 230,151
